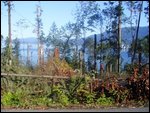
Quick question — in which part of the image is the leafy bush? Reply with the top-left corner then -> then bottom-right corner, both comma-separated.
1,68 -> 149,108
124,63 -> 139,75
51,84 -> 69,106
76,80 -> 95,104
108,87 -> 129,103
96,94 -> 114,106
88,70 -> 99,78
2,90 -> 23,106
126,72 -> 149,101
30,97 -> 52,106
60,76 -> 85,103
85,93 -> 95,104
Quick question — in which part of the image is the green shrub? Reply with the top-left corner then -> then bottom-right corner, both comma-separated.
60,76 -> 86,103
71,98 -> 79,104
109,87 -> 129,103
85,93 -> 95,104
30,97 -> 52,106
2,91 -> 22,106
96,94 -> 114,106
76,82 -> 95,104
88,70 -> 98,78
51,85 -> 69,106
59,93 -> 69,106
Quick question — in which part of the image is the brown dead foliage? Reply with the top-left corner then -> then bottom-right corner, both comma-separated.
34,48 -> 75,77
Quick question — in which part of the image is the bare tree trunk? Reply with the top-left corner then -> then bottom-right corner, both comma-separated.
94,34 -> 97,72
117,1 -> 122,73
27,44 -> 30,66
41,43 -> 44,65
131,1 -> 143,63
8,1 -> 12,66
75,36 -> 79,68
129,1 -> 136,63
79,50 -> 83,76
36,2 -> 42,66
99,24 -> 103,78
82,31 -> 86,75
37,5 -> 41,66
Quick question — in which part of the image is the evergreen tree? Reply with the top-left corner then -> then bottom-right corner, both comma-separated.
46,22 -> 63,53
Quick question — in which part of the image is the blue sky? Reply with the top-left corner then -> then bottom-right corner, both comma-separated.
1,1 -> 149,40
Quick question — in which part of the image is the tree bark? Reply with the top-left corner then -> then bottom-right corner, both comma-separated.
117,1 -> 122,73
131,1 -> 143,63
94,34 -> 97,72
8,1 -> 12,66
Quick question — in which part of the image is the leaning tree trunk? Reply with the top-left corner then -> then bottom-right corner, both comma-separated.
131,1 -> 143,63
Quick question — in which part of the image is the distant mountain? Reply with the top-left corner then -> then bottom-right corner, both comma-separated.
70,26 -> 149,67
79,26 -> 149,45
2,26 -> 147,67
16,26 -> 149,46
122,26 -> 149,41
17,37 -> 38,44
